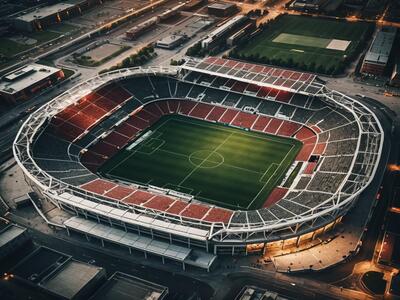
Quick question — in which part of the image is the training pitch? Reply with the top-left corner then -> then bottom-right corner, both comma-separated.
233,15 -> 372,73
100,115 -> 301,210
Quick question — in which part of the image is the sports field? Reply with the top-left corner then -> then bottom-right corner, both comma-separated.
100,115 -> 301,210
232,15 -> 373,74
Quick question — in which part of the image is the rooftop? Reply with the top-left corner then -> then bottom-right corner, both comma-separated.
364,27 -> 397,65
0,63 -> 61,95
41,260 -> 105,299
207,2 -> 236,9
15,3 -> 75,22
0,224 -> 26,248
90,272 -> 168,300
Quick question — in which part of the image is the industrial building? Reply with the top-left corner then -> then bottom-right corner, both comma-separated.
0,63 -> 64,105
12,0 -> 104,32
156,34 -> 187,49
390,62 -> 400,87
207,2 -> 237,17
361,27 -> 397,76
201,15 -> 252,50
125,17 -> 158,40
11,246 -> 106,300
90,272 -> 168,300
0,223 -> 29,261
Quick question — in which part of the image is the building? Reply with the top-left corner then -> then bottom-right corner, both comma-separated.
125,17 -> 158,40
156,34 -> 187,49
361,27 -> 397,76
12,0 -> 104,32
0,63 -> 64,105
227,22 -> 256,47
0,223 -> 29,261
11,246 -> 106,300
289,0 -> 330,12
207,2 -> 237,17
390,61 -> 400,87
90,272 -> 168,300
201,15 -> 251,50
236,286 -> 289,300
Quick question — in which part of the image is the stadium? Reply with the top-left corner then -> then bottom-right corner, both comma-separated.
13,56 -> 384,259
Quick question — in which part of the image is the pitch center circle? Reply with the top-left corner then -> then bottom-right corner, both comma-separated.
188,150 -> 224,169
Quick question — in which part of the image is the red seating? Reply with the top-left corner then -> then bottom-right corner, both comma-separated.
90,141 -> 119,158
296,144 -> 315,161
80,151 -> 106,172
166,200 -> 189,214
310,125 -> 322,133
256,87 -> 272,98
219,109 -> 239,124
252,116 -> 271,131
180,203 -> 210,219
263,187 -> 288,208
103,131 -> 131,148
167,100 -> 180,113
206,106 -> 226,122
156,101 -> 170,115
264,119 -> 283,134
179,101 -> 196,115
136,109 -> 158,125
126,115 -> 149,130
104,186 -> 136,200
122,190 -> 153,205
189,103 -> 213,119
203,208 -> 233,223
295,126 -> 315,141
275,91 -> 293,103
313,143 -> 326,155
231,81 -> 248,93
144,103 -> 164,117
276,121 -> 301,137
115,122 -> 139,138
81,179 -> 117,194
143,195 -> 175,210
231,112 -> 258,128
245,84 -> 260,94
303,162 -> 317,175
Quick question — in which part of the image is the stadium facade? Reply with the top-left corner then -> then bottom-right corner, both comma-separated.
13,57 -> 384,256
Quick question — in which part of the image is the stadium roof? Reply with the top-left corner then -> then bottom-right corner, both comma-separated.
364,27 -> 397,66
183,57 -> 323,95
0,63 -> 61,95
90,272 -> 168,300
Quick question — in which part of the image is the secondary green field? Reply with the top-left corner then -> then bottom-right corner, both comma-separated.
231,15 -> 373,74
99,115 -> 302,210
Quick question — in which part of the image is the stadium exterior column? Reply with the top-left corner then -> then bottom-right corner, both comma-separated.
128,247 -> 132,254
66,227 -> 70,236
144,251 -> 147,259
182,262 -> 186,271
169,233 -> 172,244
161,256 -> 165,264
101,238 -> 104,247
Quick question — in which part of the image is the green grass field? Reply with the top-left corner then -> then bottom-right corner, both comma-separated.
99,115 -> 301,210
232,15 -> 373,74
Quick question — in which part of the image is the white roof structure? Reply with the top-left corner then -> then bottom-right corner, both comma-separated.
364,27 -> 397,66
0,63 -> 61,95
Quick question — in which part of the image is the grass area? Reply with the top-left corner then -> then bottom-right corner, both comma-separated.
49,23 -> 80,34
73,44 -> 130,67
231,15 -> 373,74
100,115 -> 301,210
0,30 -> 61,59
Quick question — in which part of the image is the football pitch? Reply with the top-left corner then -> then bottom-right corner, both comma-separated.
99,115 -> 302,210
233,15 -> 373,74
